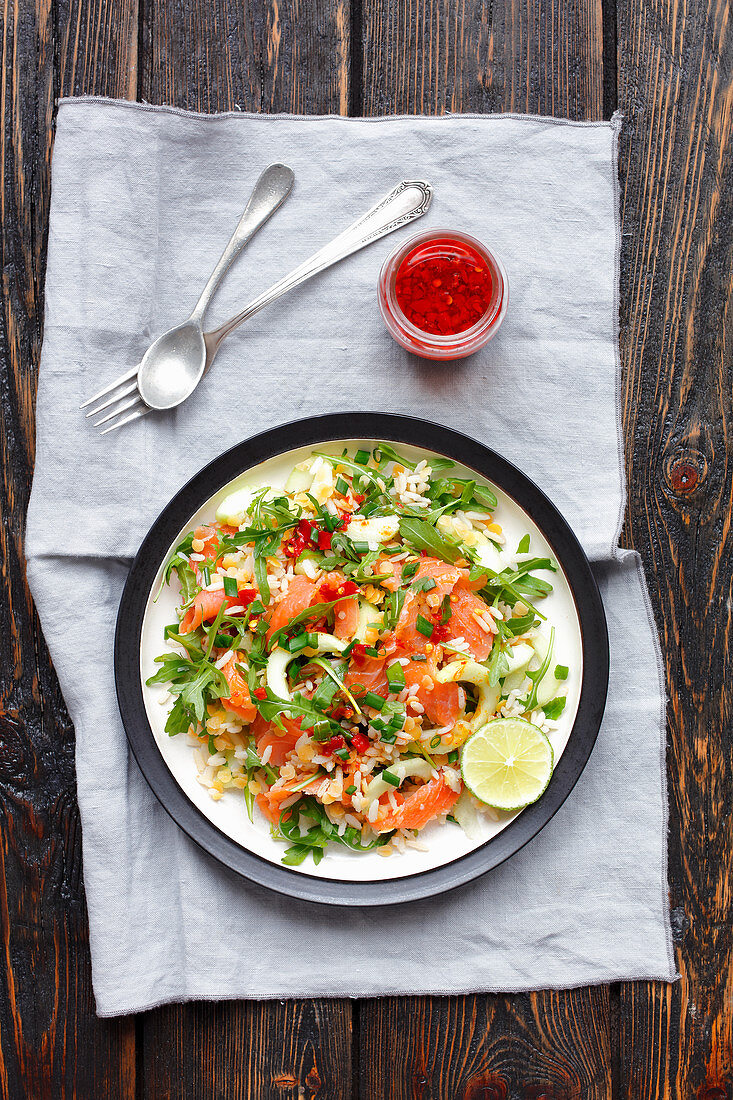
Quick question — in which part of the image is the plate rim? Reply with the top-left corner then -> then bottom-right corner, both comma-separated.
115,412 -> 609,907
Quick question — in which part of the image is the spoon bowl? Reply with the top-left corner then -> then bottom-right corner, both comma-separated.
137,322 -> 207,409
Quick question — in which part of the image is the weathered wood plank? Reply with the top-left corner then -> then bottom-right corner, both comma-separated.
56,0 -> 140,98
141,0 -> 350,114
358,991 -> 613,1099
141,999 -> 353,1100
357,2 -> 611,1095
359,0 -> 604,119
616,0 -> 733,1093
0,0 -> 138,1095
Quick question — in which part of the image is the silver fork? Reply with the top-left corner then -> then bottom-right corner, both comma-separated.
85,179 -> 433,433
81,162 -> 295,432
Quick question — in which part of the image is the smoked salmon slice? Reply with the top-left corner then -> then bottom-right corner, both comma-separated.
345,652 -> 390,698
266,575 -> 317,641
333,596 -> 359,639
218,654 -> 257,722
403,654 -> 462,728
180,589 -> 241,633
375,773 -> 460,832
252,714 -> 303,767
445,583 -> 494,661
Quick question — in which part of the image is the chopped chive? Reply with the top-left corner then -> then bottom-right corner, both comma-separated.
364,645 -> 380,657
208,735 -> 217,754
555,664 -> 569,680
412,576 -> 437,592
402,560 -> 419,581
306,631 -> 319,648
335,475 -> 349,496
380,730 -> 397,744
382,768 -> 400,786
447,750 -> 459,764
201,565 -> 211,586
440,595 -> 452,623
223,575 -> 238,597
364,691 -> 385,710
334,747 -> 349,760
416,614 -> 434,638
410,654 -> 427,662
288,633 -> 309,653
341,640 -> 357,658
430,735 -> 441,747
386,663 -> 406,691
351,540 -> 370,553
249,599 -> 265,614
256,620 -> 269,634
354,449 -> 370,465
346,784 -> 357,794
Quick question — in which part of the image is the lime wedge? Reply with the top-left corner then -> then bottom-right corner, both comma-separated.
461,718 -> 553,811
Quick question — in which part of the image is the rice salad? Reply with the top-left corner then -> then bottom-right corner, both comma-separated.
149,444 -> 570,866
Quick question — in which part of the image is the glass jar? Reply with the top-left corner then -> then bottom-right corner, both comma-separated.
378,228 -> 508,360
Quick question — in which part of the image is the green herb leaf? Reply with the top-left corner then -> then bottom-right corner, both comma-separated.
399,517 -> 462,563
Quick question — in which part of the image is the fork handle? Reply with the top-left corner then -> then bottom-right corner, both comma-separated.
190,163 -> 294,323
204,180 -> 433,354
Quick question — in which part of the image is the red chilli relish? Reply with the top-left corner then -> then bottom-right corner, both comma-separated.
378,229 -> 508,361
395,238 -> 493,336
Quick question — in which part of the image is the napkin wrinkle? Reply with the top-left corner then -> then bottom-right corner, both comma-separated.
26,101 -> 675,1015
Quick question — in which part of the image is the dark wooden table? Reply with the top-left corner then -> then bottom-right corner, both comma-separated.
2,0 -> 731,1095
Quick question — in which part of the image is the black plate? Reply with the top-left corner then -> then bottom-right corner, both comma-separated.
115,413 -> 609,906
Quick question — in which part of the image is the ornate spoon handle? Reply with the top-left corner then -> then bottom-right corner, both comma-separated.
205,180 -> 433,354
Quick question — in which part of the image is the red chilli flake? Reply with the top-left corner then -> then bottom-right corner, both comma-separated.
253,687 -> 267,700
395,238 -> 494,337
351,731 -> 370,754
283,518 -> 314,558
322,734 -> 346,755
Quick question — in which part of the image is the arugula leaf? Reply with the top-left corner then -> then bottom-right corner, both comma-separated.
273,796 -> 393,865
399,518 -> 462,563
253,553 -> 270,604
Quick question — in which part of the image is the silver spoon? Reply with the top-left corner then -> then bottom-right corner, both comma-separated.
82,162 -> 295,425
96,180 -> 433,431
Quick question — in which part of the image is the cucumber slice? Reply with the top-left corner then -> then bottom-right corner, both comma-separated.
266,633 -> 347,700
285,466 -> 313,493
355,598 -> 384,643
216,486 -> 256,525
363,757 -> 434,804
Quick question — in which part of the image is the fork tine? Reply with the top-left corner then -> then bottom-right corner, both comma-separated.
80,365 -> 140,410
100,403 -> 150,435
85,379 -> 139,418
93,393 -> 144,427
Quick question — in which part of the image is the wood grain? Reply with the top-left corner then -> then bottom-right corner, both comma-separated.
616,0 -> 733,1094
141,0 -> 351,114
0,0 -> 138,1096
359,0 -> 604,118
358,991 -> 613,1099
141,999 -> 353,1099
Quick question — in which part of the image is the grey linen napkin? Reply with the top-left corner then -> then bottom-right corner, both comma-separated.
26,99 -> 676,1016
